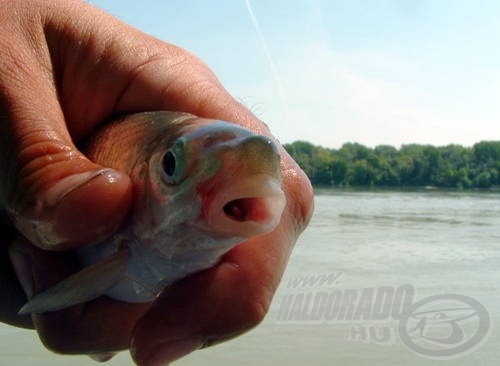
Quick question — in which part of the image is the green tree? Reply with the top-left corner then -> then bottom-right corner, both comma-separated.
285,139 -> 500,189
330,159 -> 348,186
348,159 -> 376,186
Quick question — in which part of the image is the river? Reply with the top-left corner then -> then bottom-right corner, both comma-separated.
1,190 -> 499,365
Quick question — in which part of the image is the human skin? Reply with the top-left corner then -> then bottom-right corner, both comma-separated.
0,0 -> 313,365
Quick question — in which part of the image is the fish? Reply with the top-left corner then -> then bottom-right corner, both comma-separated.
19,111 -> 286,314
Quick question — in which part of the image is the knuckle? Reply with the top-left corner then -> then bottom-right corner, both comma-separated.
5,136 -> 83,213
205,262 -> 274,336
36,316 -> 92,353
36,315 -> 122,354
232,274 -> 273,331
203,281 -> 271,349
239,293 -> 269,329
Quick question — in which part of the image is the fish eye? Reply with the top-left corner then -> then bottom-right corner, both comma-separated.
161,139 -> 186,185
162,150 -> 176,177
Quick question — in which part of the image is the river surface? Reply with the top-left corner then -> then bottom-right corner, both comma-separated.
1,190 -> 499,365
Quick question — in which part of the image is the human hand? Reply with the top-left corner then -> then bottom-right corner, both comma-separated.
0,0 -> 314,365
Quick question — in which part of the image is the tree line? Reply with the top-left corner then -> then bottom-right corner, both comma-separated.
283,140 -> 500,188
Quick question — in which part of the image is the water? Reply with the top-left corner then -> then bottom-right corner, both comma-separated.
1,190 -> 499,365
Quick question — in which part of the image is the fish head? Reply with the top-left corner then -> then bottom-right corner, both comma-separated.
135,117 -> 286,250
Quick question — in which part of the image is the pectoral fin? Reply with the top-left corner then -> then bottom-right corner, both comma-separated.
19,249 -> 129,315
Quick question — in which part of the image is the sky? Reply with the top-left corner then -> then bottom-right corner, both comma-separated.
92,0 -> 500,148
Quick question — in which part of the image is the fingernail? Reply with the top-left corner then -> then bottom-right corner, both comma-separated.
9,250 -> 34,299
10,168 -> 129,249
52,168 -> 130,247
145,338 -> 203,366
88,352 -> 117,362
44,169 -> 114,207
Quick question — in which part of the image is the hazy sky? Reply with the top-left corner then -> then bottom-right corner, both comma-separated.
93,0 -> 500,148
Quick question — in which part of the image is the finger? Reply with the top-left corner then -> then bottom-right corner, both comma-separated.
131,163 -> 313,366
0,17 -> 132,249
0,117 -> 133,250
0,246 -> 33,328
0,210 -> 33,328
9,238 -> 151,354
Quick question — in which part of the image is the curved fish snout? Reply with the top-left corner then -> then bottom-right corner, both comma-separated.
233,135 -> 281,175
226,135 -> 281,179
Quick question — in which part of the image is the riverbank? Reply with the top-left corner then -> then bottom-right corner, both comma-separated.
312,185 -> 500,194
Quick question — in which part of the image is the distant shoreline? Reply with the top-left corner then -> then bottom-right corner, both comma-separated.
312,185 -> 500,194
284,140 -> 500,190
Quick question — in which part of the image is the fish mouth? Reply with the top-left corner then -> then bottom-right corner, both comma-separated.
223,197 -> 269,222
201,175 -> 286,238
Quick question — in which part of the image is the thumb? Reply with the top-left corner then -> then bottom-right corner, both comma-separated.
2,126 -> 132,249
0,83 -> 132,250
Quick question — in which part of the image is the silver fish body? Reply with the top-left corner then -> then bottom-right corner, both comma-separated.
19,111 -> 286,314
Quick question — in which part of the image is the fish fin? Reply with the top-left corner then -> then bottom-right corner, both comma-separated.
18,249 -> 129,315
